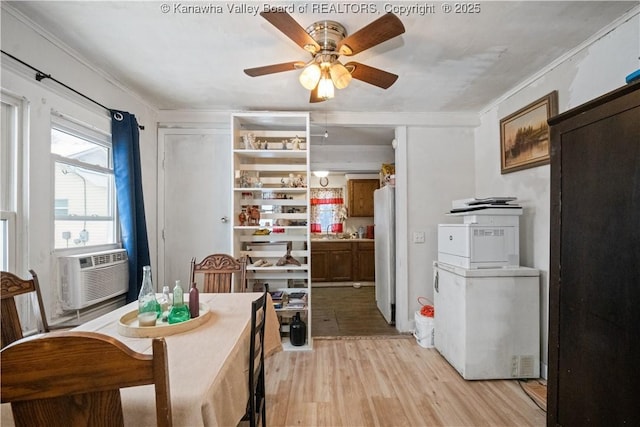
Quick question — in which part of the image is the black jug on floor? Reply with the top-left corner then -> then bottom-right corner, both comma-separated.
290,312 -> 306,346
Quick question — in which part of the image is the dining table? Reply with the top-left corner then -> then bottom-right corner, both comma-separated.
1,292 -> 282,427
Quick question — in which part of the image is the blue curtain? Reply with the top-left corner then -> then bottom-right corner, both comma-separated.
111,110 -> 150,303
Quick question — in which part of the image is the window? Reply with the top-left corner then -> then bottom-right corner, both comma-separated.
310,188 -> 346,234
51,118 -> 116,249
1,97 -> 18,271
0,211 -> 15,271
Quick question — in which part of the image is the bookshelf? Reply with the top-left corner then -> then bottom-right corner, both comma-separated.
231,112 -> 311,350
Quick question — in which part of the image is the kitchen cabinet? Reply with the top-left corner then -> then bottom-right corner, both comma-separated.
547,82 -> 640,425
355,241 -> 375,281
310,241 -> 353,282
310,250 -> 329,282
231,112 -> 311,350
311,240 -> 375,282
348,179 -> 379,217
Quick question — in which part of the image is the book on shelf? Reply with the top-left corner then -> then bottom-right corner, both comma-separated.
288,292 -> 307,300
284,301 -> 306,310
269,290 -> 284,301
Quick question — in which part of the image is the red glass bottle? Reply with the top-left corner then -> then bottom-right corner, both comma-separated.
189,282 -> 199,318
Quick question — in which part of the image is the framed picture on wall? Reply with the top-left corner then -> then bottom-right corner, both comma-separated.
500,91 -> 558,174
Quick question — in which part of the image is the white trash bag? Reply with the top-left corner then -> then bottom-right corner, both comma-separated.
413,299 -> 435,348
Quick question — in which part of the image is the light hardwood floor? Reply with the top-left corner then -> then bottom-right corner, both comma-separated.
265,337 -> 546,427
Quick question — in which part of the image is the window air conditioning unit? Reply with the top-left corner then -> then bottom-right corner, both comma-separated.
58,249 -> 129,310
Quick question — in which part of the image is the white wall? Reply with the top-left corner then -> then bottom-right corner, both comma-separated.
474,11 -> 639,377
397,126 -> 476,331
1,7 -> 158,321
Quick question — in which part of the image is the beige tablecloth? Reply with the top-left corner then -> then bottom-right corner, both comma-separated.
2,292 -> 281,427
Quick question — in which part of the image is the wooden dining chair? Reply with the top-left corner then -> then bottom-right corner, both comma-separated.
1,269 -> 50,349
0,331 -> 173,427
190,254 -> 248,293
241,292 -> 268,427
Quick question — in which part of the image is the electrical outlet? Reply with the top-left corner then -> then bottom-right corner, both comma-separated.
511,355 -> 519,377
412,231 -> 425,243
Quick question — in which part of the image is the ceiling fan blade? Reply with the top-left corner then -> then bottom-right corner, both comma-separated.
337,13 -> 405,56
260,11 -> 321,54
346,62 -> 398,89
309,84 -> 327,103
244,61 -> 305,77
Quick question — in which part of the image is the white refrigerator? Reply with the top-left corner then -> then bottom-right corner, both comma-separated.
433,261 -> 540,380
374,185 -> 395,324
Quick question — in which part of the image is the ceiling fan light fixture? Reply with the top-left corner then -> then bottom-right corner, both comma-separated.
303,43 -> 319,53
248,12 -> 405,102
317,69 -> 335,100
329,61 -> 352,89
299,63 -> 321,90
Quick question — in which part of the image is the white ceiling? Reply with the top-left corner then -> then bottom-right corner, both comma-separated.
4,1 -> 638,146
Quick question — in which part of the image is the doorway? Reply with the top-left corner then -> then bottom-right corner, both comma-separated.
312,284 -> 399,337
309,124 -> 398,337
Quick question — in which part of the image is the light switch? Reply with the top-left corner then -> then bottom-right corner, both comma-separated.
413,231 -> 425,243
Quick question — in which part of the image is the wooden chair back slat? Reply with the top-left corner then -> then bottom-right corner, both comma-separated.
11,390 -> 124,427
190,254 -> 247,293
1,270 -> 50,349
1,331 -> 173,427
241,292 -> 267,427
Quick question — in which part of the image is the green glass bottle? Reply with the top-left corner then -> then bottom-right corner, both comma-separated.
138,265 -> 161,318
168,280 -> 191,324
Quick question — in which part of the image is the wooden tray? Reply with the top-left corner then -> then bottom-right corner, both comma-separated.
117,303 -> 211,338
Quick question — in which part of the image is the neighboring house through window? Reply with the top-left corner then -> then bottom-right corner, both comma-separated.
51,115 -> 117,249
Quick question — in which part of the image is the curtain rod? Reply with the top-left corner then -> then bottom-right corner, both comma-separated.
1,50 -> 144,130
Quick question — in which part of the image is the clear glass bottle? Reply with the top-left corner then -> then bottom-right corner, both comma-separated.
158,285 -> 172,321
168,280 -> 191,324
189,282 -> 199,318
138,265 -> 161,318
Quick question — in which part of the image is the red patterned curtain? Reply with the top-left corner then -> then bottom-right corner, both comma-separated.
310,188 -> 345,233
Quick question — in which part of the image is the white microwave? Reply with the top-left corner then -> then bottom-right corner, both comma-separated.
438,224 -> 519,268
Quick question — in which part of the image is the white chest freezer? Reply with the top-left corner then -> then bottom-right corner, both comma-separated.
433,261 -> 540,380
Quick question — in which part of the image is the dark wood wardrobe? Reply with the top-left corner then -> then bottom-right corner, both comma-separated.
547,81 -> 640,425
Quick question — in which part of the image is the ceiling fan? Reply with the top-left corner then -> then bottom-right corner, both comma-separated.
244,12 -> 405,103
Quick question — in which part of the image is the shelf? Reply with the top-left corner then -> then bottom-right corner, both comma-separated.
238,227 -> 306,234
248,271 -> 309,280
237,164 -> 307,172
239,234 -> 307,242
275,306 -> 308,313
234,187 -> 308,193
280,337 -> 312,351
232,112 -> 311,351
247,264 -> 309,271
234,225 -> 307,230
237,198 -> 306,206
234,149 -> 307,159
